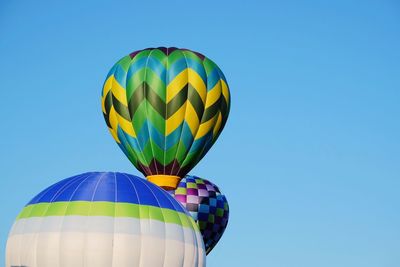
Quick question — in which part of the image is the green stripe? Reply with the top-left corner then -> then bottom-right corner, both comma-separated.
127,68 -> 166,102
16,202 -> 196,229
167,49 -> 185,66
103,112 -> 112,128
103,90 -> 113,115
201,97 -> 221,123
112,94 -> 131,121
202,57 -> 218,76
128,83 -> 166,119
147,49 -> 167,62
188,84 -> 205,120
115,56 -> 132,72
166,84 -> 188,118
182,50 -> 204,64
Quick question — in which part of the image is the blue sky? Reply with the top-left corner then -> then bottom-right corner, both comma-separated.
1,0 -> 399,266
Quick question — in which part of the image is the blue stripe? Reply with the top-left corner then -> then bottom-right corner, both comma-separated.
117,120 -> 196,156
27,175 -> 80,204
185,58 -> 207,84
146,57 -> 166,79
168,58 -> 187,82
187,131 -> 213,155
91,173 -> 116,202
113,64 -> 127,87
27,172 -> 186,213
119,120 -> 196,153
126,57 -> 148,81
166,123 -> 183,149
180,122 -> 194,149
116,174 -> 139,204
104,64 -> 117,82
126,56 -> 167,82
206,68 -> 222,91
168,58 -> 207,85
51,173 -> 95,202
217,67 -> 228,84
117,127 -> 142,151
136,120 -> 151,146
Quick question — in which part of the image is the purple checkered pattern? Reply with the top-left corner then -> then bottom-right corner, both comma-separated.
169,175 -> 229,254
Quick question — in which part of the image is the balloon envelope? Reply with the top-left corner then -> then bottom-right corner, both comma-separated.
169,175 -> 229,254
6,172 -> 205,267
101,47 -> 230,189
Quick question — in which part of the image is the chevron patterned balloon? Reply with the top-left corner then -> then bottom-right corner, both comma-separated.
169,175 -> 229,255
101,47 -> 230,189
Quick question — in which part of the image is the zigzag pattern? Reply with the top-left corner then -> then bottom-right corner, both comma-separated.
101,47 -> 230,177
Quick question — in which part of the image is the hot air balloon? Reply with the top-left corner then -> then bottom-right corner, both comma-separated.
169,175 -> 229,254
6,172 -> 205,267
101,47 -> 230,189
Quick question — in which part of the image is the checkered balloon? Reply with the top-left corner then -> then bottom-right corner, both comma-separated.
169,175 -> 229,254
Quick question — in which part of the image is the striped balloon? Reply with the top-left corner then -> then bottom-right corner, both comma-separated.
6,172 -> 205,267
101,47 -> 230,189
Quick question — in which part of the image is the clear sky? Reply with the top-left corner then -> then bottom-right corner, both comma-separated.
1,0 -> 399,266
